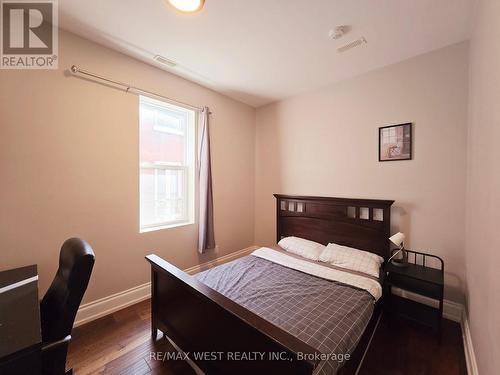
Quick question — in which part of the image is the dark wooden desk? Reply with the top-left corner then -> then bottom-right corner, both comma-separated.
0,265 -> 42,375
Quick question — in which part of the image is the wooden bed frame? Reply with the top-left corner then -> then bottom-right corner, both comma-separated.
146,195 -> 394,375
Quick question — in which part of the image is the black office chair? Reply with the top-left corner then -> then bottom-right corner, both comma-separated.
40,238 -> 95,375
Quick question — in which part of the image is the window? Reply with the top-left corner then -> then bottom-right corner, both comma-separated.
139,96 -> 195,232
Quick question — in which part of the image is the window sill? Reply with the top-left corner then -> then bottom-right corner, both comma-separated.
140,221 -> 194,233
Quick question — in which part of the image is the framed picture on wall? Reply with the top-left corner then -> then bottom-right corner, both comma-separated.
379,123 -> 412,161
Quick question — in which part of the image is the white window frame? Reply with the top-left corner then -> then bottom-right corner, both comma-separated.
139,96 -> 196,233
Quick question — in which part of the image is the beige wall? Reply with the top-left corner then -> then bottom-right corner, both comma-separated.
255,42 -> 469,302
0,27 -> 477,315
466,0 -> 500,373
0,30 -> 256,303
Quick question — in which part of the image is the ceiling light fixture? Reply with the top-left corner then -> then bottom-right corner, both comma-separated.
167,0 -> 205,13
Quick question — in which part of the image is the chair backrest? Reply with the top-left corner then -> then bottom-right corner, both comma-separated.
40,238 -> 95,342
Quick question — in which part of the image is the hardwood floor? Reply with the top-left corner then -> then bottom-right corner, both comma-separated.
67,300 -> 196,375
68,300 -> 466,375
359,314 -> 467,375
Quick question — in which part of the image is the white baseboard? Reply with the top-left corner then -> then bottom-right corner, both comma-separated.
74,246 -> 259,327
74,282 -> 151,327
461,311 -> 479,375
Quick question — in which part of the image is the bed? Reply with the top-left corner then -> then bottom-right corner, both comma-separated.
146,195 -> 394,375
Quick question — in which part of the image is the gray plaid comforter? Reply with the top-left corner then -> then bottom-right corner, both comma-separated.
195,255 -> 375,375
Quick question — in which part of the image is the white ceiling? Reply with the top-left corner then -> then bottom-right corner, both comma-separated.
59,0 -> 474,107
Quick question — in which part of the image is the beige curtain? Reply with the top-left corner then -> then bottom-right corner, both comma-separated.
198,107 -> 215,253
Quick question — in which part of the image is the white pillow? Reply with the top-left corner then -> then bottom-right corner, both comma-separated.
278,236 -> 325,261
319,243 -> 383,278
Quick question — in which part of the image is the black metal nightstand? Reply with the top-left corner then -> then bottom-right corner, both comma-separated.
384,249 -> 444,333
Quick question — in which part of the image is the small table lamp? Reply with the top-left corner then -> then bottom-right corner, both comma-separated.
388,232 -> 408,267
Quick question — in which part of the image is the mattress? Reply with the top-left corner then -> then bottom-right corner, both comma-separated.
195,251 -> 377,375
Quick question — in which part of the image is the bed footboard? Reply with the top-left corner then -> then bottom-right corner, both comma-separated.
146,254 -> 320,375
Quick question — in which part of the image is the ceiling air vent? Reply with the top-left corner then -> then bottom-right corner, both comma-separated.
337,37 -> 367,53
153,55 -> 177,67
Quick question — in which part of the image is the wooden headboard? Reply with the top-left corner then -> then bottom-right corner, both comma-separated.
274,194 -> 395,260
